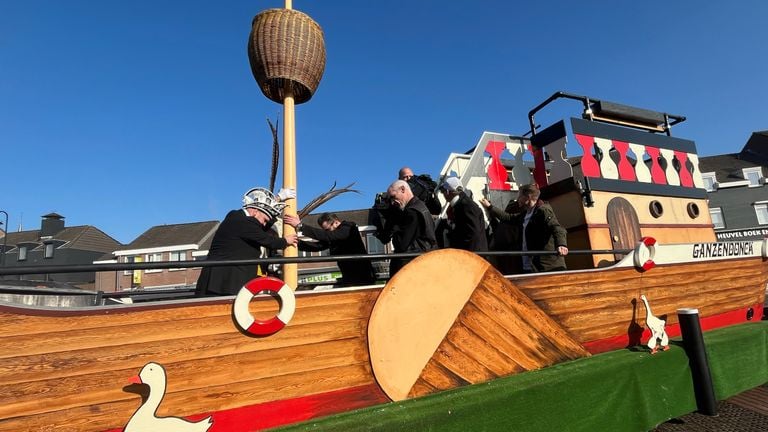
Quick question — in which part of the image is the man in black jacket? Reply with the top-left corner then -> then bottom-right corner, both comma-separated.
480,183 -> 568,273
195,187 -> 298,296
437,176 -> 488,252
376,179 -> 437,277
284,212 -> 376,286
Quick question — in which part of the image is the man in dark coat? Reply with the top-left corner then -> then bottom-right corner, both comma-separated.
284,212 -> 376,286
195,187 -> 298,296
480,183 -> 568,273
482,198 -> 523,274
436,176 -> 488,252
376,179 -> 437,277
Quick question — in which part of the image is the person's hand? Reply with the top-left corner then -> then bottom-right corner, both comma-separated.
479,198 -> 491,208
557,246 -> 569,256
283,214 -> 301,228
285,233 -> 299,247
276,188 -> 296,201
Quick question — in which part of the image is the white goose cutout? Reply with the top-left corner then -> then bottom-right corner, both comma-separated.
124,362 -> 213,432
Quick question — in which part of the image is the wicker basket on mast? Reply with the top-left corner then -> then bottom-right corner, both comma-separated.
248,8 -> 326,104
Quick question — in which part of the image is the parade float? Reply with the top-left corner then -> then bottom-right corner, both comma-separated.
1,4 -> 767,432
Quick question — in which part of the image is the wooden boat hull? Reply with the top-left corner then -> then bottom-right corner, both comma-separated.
516,256 -> 767,353
0,242 -> 765,431
0,290 -> 385,431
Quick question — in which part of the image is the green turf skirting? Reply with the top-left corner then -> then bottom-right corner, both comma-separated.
273,321 -> 768,432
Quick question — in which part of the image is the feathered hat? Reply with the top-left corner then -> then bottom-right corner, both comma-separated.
242,187 -> 286,219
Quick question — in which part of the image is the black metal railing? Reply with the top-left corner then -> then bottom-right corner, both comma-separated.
0,248 -> 634,304
0,249 -> 632,276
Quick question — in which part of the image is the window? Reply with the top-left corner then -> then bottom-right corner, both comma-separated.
755,204 -> 768,225
298,246 -> 329,257
18,246 -> 27,261
124,256 -> 139,275
44,243 -> 55,259
144,253 -> 163,273
743,168 -> 763,187
709,208 -> 725,229
366,233 -> 386,254
169,251 -> 186,271
701,173 -> 717,192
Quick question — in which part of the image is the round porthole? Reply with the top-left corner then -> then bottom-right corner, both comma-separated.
649,200 -> 664,218
687,202 -> 700,219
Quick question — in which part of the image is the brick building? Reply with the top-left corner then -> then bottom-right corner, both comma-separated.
95,221 -> 217,292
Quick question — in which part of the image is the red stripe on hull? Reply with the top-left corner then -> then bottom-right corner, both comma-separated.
105,384 -> 389,432
584,303 -> 763,354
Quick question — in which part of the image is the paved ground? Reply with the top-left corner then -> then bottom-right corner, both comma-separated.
654,384 -> 768,431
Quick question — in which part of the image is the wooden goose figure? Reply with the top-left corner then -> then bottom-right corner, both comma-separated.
124,362 -> 213,432
640,294 -> 670,354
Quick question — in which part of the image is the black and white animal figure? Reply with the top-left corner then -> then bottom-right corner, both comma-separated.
640,294 -> 670,354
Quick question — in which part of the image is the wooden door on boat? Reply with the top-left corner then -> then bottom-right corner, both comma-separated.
606,197 -> 641,260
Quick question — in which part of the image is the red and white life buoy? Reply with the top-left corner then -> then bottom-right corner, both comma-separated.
633,236 -> 657,272
233,276 -> 295,336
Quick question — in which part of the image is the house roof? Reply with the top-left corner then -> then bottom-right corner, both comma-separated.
697,153 -> 757,181
1,225 -> 121,253
698,131 -> 768,181
118,221 -> 219,251
739,131 -> 768,165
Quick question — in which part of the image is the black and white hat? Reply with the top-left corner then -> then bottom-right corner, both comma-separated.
242,187 -> 286,219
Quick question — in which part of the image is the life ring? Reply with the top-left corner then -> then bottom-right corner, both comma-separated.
233,276 -> 295,336
633,236 -> 657,272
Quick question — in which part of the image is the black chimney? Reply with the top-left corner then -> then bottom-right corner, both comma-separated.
40,213 -> 65,237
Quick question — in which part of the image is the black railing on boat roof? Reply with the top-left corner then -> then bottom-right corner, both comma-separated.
0,249 -> 633,276
528,91 -> 686,137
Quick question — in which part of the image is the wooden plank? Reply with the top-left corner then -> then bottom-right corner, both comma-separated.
516,258 -> 762,300
568,294 -> 762,343
0,363 -> 376,432
481,271 -> 589,358
407,378 -> 437,398
0,289 -> 379,337
0,317 -> 368,386
1,338 -> 373,420
0,296 -> 376,359
517,260 -> 765,343
458,302 -> 542,370
430,339 -> 496,384
412,361 -> 468,396
0,302 -> 231,337
516,269 -> 641,300
471,288 -> 587,363
441,322 -> 523,377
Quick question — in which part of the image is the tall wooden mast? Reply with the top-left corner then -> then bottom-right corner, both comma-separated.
248,1 -> 326,288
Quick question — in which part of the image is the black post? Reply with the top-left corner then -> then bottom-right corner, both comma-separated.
677,308 -> 718,416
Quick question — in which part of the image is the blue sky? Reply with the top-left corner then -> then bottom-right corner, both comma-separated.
2,1 -> 767,244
